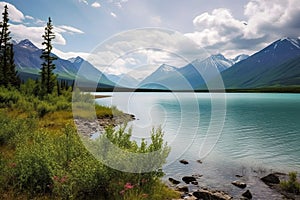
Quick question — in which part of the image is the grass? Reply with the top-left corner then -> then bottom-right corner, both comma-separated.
0,84 -> 179,199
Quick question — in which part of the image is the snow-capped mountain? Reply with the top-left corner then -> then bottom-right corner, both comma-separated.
221,37 -> 300,88
14,39 -> 115,87
231,54 -> 249,64
140,54 -> 235,90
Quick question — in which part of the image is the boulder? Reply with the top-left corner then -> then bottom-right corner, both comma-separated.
176,185 -> 189,193
231,180 -> 247,189
180,159 -> 189,165
182,176 -> 197,184
168,177 -> 180,185
193,189 -> 232,200
261,173 -> 280,185
242,190 -> 252,199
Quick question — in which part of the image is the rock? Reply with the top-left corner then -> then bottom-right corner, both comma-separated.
261,173 -> 280,185
182,176 -> 197,184
231,180 -> 247,189
193,189 -> 232,200
176,185 -> 189,193
235,174 -> 243,178
169,177 -> 180,185
196,159 -> 203,164
180,159 -> 189,165
191,181 -> 198,185
242,190 -> 252,199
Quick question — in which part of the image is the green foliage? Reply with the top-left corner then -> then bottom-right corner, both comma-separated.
0,84 -> 177,199
40,17 -> 57,95
281,172 -> 300,194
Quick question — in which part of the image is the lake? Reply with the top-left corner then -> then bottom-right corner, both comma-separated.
95,92 -> 300,198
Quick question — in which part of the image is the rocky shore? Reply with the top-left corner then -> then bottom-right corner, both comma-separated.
169,159 -> 300,200
74,113 -> 135,137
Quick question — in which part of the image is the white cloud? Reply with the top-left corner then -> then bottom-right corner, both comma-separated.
110,12 -> 117,18
91,2 -> 101,8
185,0 -> 300,57
25,15 -> 34,20
0,2 -> 24,22
10,24 -> 66,48
79,0 -> 88,5
56,25 -> 84,34
52,48 -> 90,60
84,29 -> 207,79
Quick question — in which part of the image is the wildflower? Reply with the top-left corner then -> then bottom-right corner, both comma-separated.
53,176 -> 59,181
124,182 -> 134,189
60,176 -> 68,183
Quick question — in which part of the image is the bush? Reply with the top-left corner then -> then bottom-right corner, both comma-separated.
281,172 -> 300,194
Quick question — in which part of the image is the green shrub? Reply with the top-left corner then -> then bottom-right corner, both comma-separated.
281,172 -> 300,194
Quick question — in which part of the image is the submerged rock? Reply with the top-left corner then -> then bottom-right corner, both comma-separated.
242,190 -> 252,199
261,173 -> 280,185
231,180 -> 247,189
180,159 -> 189,165
193,189 -> 232,200
168,177 -> 180,185
182,176 -> 197,184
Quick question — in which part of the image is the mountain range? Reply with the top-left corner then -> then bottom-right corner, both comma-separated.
13,37 -> 300,90
14,39 -> 114,88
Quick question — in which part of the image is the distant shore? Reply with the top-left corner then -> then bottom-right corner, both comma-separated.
94,94 -> 112,99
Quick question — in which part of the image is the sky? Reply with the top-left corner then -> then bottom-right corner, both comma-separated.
1,0 -> 300,78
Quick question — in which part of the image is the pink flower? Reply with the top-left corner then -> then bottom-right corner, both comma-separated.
60,176 -> 68,183
124,182 -> 134,189
53,176 -> 59,181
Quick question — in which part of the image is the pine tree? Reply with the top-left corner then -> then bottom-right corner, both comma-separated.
0,5 -> 18,87
40,17 -> 57,95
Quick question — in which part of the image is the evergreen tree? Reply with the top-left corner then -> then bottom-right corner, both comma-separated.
0,5 -> 19,87
40,17 -> 57,95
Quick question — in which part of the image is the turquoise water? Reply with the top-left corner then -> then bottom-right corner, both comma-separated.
95,92 -> 300,198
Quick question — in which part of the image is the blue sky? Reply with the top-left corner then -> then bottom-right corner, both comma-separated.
1,0 -> 300,78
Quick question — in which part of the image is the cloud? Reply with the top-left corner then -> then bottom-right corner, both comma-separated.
110,12 -> 117,18
0,2 -> 24,22
10,24 -> 66,48
79,0 -> 89,5
56,25 -> 84,34
185,0 -> 300,58
52,48 -> 90,60
25,15 -> 34,20
91,2 -> 101,8
84,29 -> 207,79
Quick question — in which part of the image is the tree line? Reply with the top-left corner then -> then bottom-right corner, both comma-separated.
0,4 -> 68,97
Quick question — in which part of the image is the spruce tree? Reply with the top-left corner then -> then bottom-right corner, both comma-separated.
40,17 -> 57,95
0,5 -> 19,87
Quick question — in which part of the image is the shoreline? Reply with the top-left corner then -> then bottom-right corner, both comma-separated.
167,159 -> 300,200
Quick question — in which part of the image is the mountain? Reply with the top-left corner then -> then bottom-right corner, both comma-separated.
68,56 -> 114,87
231,54 -> 249,64
139,54 -> 234,90
14,39 -> 115,88
139,64 -> 183,89
106,73 -> 139,88
221,37 -> 300,88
